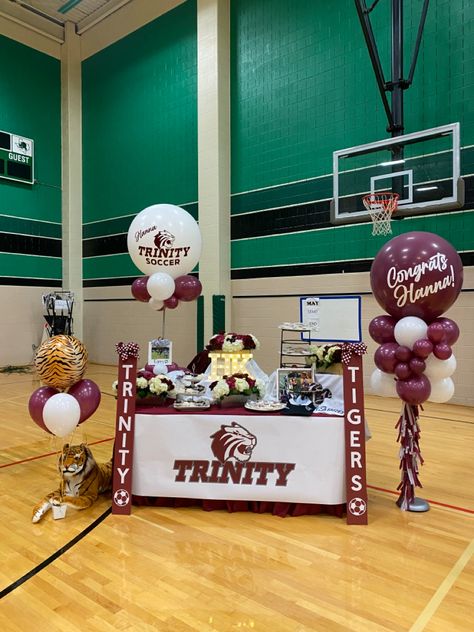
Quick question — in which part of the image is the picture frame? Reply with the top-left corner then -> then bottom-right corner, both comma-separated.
148,338 -> 173,365
277,368 -> 315,400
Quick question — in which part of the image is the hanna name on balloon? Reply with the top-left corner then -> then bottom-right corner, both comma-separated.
387,261 -> 456,309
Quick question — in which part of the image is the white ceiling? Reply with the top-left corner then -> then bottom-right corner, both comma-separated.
0,0 -> 134,37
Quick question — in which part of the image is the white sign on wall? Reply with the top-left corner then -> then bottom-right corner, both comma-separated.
300,295 -> 362,342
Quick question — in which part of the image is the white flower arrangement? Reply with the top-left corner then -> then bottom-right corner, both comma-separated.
222,337 -> 244,352
112,373 -> 175,399
307,344 -> 342,370
207,333 -> 260,352
149,375 -> 175,396
209,373 -> 265,401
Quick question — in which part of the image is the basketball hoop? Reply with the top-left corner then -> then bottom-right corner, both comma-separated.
363,192 -> 399,236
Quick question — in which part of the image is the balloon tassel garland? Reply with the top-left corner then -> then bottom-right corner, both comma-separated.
395,403 -> 424,510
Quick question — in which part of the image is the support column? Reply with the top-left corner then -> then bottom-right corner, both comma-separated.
197,0 -> 231,345
61,21 -> 83,339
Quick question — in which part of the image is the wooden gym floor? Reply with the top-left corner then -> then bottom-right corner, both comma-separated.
0,364 -> 473,631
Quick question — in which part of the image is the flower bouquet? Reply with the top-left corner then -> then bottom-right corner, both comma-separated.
209,373 -> 265,407
112,371 -> 175,406
305,344 -> 343,374
206,332 -> 260,352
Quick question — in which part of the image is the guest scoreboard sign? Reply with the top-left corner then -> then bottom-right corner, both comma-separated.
0,130 -> 34,185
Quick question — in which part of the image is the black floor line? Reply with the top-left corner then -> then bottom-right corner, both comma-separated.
0,507 -> 112,600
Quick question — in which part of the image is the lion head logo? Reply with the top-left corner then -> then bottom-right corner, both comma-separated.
154,230 -> 175,249
210,422 -> 257,463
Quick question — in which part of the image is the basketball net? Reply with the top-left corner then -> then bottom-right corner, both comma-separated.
363,192 -> 399,236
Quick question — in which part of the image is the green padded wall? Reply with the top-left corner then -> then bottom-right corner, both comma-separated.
82,0 -> 198,285
0,35 -> 61,285
230,0 -> 474,277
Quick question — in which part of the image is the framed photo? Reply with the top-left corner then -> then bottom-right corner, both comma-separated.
148,338 -> 173,365
277,368 -> 315,400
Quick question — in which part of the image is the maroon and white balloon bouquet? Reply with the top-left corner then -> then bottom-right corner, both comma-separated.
128,204 -> 203,312
369,231 -> 463,509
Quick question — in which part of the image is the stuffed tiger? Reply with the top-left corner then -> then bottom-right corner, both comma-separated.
32,443 -> 113,523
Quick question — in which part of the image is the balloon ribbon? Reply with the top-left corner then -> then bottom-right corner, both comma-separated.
396,403 -> 424,509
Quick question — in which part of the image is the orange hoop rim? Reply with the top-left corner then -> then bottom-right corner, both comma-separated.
362,191 -> 399,213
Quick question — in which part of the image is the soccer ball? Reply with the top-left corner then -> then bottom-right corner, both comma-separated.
114,489 -> 130,507
348,497 -> 367,516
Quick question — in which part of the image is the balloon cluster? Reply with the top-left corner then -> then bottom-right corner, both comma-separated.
370,315 -> 459,405
127,204 -> 202,312
29,335 -> 101,438
131,273 -> 202,311
369,232 -> 463,406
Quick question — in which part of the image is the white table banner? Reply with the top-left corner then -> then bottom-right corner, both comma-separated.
132,413 -> 346,505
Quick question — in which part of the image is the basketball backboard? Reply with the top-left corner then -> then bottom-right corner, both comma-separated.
331,123 -> 464,224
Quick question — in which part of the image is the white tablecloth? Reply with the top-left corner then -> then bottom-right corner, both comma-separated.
132,411 -> 346,505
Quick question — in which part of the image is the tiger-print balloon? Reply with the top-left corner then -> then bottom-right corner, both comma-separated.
35,335 -> 88,391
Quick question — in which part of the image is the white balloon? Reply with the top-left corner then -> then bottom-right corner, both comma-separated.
428,377 -> 455,403
394,316 -> 428,350
147,272 -> 175,301
148,298 -> 164,311
127,204 -> 202,278
424,354 -> 457,380
43,393 -> 81,437
370,369 -> 397,398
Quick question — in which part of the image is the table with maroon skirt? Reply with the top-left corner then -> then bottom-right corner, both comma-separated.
132,404 -> 346,518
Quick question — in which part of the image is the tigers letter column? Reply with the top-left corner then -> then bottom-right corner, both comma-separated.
112,343 -> 139,515
341,343 -> 368,525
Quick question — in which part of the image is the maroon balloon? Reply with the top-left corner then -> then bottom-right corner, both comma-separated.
174,275 -> 202,302
427,322 -> 446,344
374,342 -> 399,374
368,315 -> 397,344
433,343 -> 452,360
370,232 -> 463,320
409,357 -> 426,375
28,386 -> 59,433
395,345 -> 412,362
396,375 -> 431,405
412,338 -> 433,359
131,276 -> 151,302
164,295 -> 179,309
432,317 -> 460,346
68,379 -> 101,424
395,362 -> 412,380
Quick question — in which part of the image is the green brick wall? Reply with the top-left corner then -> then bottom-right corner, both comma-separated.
82,0 -> 198,283
0,35 -> 61,284
230,0 -> 474,274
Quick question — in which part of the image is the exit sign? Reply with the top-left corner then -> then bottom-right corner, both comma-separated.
0,130 -> 34,185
